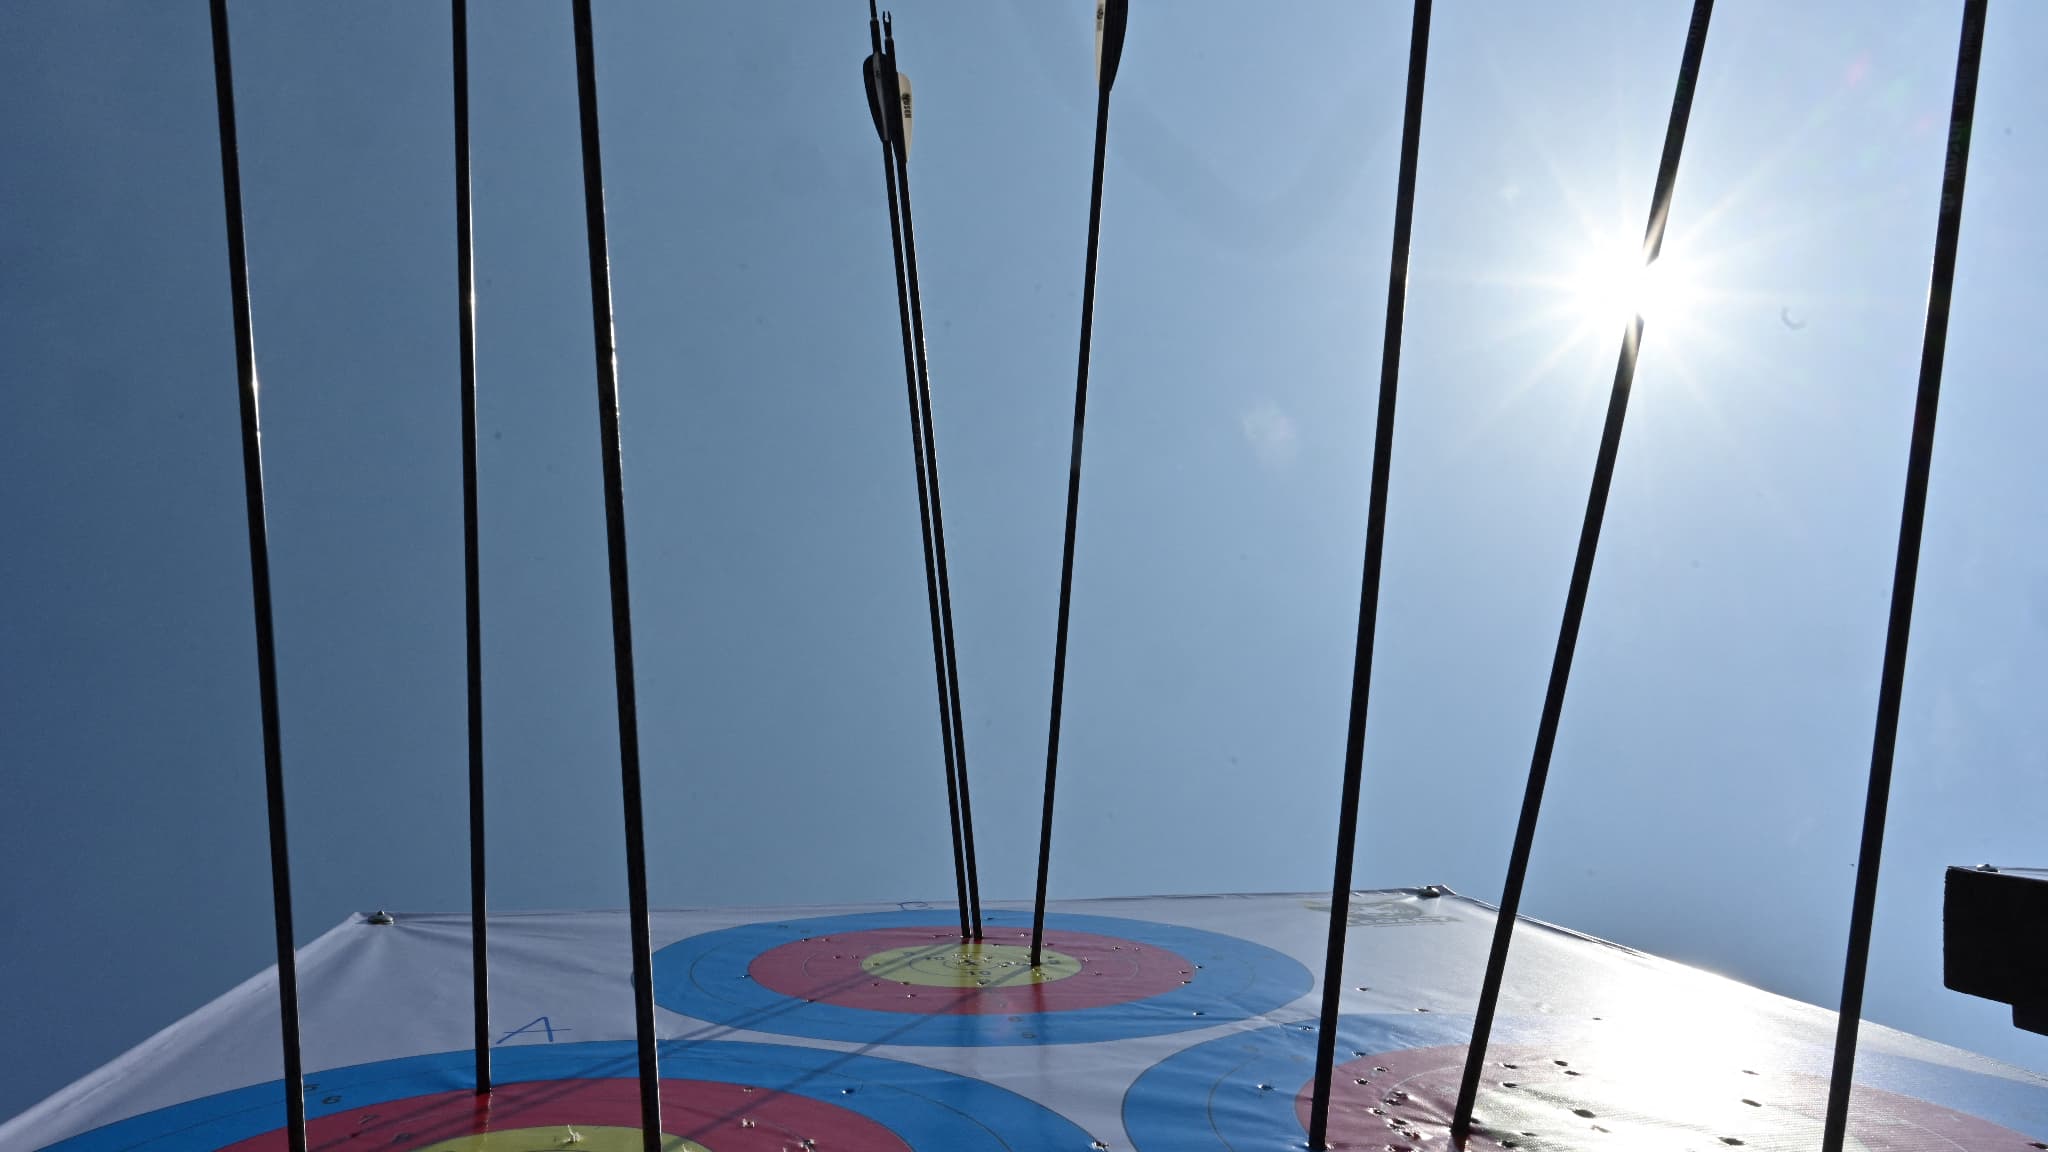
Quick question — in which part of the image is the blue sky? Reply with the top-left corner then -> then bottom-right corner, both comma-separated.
3,0 -> 2044,1123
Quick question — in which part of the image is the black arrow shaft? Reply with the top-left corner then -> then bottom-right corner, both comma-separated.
206,4 -> 307,1150
452,0 -> 491,1096
569,4 -> 663,1149
1452,0 -> 1713,1138
1306,2 -> 1431,1146
1032,81 -> 1115,966
1820,3 -> 1985,1149
890,128 -> 984,940
876,133 -> 974,941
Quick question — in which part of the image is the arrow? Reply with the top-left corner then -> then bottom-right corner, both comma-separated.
568,4 -> 666,1147
1032,0 -> 1130,967
452,0 -> 493,1098
206,2 -> 309,1148
1451,1 -> 1716,1140
1821,4 -> 1987,1150
1305,2 -> 1433,1146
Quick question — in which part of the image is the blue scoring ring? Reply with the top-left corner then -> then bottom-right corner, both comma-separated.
36,1038 -> 1093,1152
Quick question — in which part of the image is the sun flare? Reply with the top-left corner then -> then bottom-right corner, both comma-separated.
1567,241 -> 1699,338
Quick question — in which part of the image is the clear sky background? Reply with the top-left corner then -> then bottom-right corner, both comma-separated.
2,0 -> 2044,1125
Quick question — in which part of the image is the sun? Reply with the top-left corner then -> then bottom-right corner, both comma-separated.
1443,215 -> 1732,461
1566,237 -> 1701,340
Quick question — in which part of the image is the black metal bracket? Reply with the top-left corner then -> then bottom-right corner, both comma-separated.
1944,865 -> 2048,1036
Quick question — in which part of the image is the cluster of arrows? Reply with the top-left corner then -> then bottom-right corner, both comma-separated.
859,2 -> 983,946
854,4 -> 1990,1151
198,0 -> 1992,1150
852,0 -> 1134,963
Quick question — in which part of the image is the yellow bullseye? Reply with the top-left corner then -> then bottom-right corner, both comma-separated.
415,1126 -> 711,1152
861,941 -> 1082,989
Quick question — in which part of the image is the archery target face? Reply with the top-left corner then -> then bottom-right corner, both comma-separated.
38,1040 -> 1093,1152
750,925 -> 1180,1014
212,1079 -> 899,1152
653,908 -> 1312,1045
1125,1016 -> 2048,1151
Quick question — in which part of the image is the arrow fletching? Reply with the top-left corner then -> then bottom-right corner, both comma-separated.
863,53 -> 890,145
1096,0 -> 1129,93
895,71 -> 913,157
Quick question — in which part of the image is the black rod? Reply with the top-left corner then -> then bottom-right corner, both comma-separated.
206,3 -> 307,1149
864,10 -> 973,941
1451,1 -> 1713,1139
1820,3 -> 1985,1149
1032,0 -> 1128,967
884,13 -> 983,939
452,0 -> 491,1095
1305,2 -> 1431,1146
569,3 -> 663,1147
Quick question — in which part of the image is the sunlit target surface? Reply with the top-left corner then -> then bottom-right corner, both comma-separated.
654,908 -> 1312,1045
22,896 -> 2048,1152
1125,1016 -> 2048,1151
38,1041 -> 1091,1152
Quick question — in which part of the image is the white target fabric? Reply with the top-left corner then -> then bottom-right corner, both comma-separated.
5,891 -> 2044,1151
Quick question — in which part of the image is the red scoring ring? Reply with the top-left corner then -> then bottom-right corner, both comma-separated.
748,925 -> 1194,1015
1292,1044 -> 2037,1152
218,1077 -> 909,1152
